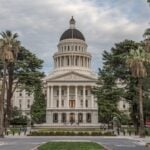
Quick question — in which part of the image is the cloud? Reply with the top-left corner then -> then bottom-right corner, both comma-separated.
0,0 -> 149,73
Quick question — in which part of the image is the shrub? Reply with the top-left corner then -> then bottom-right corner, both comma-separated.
103,131 -> 114,136
28,130 -> 115,136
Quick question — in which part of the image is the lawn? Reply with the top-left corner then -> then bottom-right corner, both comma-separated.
38,142 -> 104,150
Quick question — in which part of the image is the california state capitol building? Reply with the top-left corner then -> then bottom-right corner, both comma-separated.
11,17 -> 129,126
44,17 -> 98,126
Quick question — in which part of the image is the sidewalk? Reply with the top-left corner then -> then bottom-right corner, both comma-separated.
115,135 -> 150,146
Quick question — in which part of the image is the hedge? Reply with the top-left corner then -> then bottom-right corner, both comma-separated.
28,131 -> 115,136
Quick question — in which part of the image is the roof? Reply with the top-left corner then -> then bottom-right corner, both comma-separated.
60,28 -> 85,41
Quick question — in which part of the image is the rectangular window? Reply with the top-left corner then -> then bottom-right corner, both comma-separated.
19,99 -> 22,109
86,113 -> 91,123
86,100 -> 88,108
69,100 -> 75,108
85,90 -> 88,96
78,113 -> 83,123
27,99 -> 30,108
61,113 -> 66,123
80,90 -> 83,96
62,100 -> 64,107
57,90 -> 59,96
62,90 -> 64,96
80,100 -> 83,107
56,100 -> 59,108
53,113 -> 58,123
19,93 -> 22,97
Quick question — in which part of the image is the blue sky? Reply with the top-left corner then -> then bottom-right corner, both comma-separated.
0,0 -> 149,74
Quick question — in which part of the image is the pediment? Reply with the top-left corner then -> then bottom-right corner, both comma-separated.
47,71 -> 96,82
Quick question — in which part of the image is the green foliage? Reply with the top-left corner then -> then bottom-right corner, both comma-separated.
102,40 -> 141,126
10,107 -> 28,125
29,131 -> 114,136
120,113 -> 131,125
14,47 -> 44,92
31,81 -> 46,124
94,66 -> 122,124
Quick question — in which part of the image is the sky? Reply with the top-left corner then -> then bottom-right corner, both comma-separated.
0,0 -> 149,74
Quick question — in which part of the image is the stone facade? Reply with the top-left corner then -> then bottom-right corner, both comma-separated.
44,17 -> 98,126
12,88 -> 33,116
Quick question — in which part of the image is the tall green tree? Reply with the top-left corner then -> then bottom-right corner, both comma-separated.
5,47 -> 44,126
94,57 -> 122,125
0,30 -> 20,137
126,47 -> 150,137
31,81 -> 46,124
102,40 -> 140,126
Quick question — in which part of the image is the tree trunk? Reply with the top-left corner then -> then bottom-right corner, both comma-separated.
138,78 -> 145,137
6,63 -> 14,127
0,62 -> 7,137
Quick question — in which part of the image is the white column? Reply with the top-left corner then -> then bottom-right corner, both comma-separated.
67,86 -> 69,108
59,86 -> 61,108
50,86 -> 53,108
83,86 -> 86,108
91,87 -> 94,108
69,56 -> 71,66
86,58 -> 88,68
79,56 -> 80,67
89,58 -> 91,68
57,58 -> 58,67
74,56 -> 76,66
75,86 -> 78,108
60,57 -> 61,67
47,86 -> 50,108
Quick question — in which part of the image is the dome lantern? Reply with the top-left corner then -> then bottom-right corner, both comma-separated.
70,16 -> 76,29
60,17 -> 85,41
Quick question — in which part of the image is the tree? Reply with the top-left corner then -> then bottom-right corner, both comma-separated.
10,107 -> 29,126
0,30 -> 20,137
31,81 -> 46,124
126,47 -> 150,137
5,46 -> 44,127
143,28 -> 150,52
94,63 -> 122,126
102,40 -> 140,127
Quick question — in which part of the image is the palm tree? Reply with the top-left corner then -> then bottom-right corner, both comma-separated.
0,31 -> 20,136
126,47 -> 150,137
143,28 -> 150,52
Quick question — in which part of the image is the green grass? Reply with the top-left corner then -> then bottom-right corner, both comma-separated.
38,142 -> 104,150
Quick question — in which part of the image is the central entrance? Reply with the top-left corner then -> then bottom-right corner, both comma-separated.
70,113 -> 75,123
69,100 -> 75,108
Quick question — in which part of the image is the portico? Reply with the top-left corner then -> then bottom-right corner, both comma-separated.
47,85 -> 95,109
